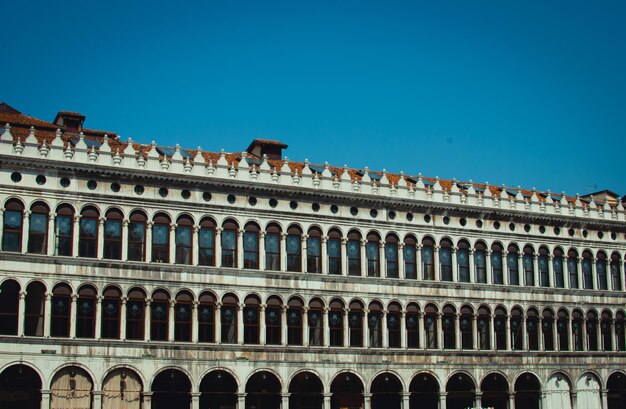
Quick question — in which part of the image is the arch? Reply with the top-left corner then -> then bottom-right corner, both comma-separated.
102,367 -> 143,409
577,372 -> 602,408
3,198 -> 25,252
480,372 -> 509,409
289,371 -> 323,409
0,279 -> 20,335
514,372 -> 541,409
607,371 -> 626,409
246,370 -> 282,409
174,291 -> 194,342
126,287 -> 146,341
76,284 -> 98,339
446,372 -> 476,409
78,205 -> 100,258
0,363 -> 42,409
221,293 -> 239,344
331,372 -> 364,409
545,372 -> 572,409
307,226 -> 323,274
50,365 -> 94,409
151,368 -> 191,409
27,201 -> 50,255
370,372 -> 402,409
409,372 -> 439,409
200,369 -> 238,409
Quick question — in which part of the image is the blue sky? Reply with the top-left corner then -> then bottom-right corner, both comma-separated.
3,1 -> 625,195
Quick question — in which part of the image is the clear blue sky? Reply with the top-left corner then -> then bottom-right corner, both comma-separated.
3,1 -> 625,196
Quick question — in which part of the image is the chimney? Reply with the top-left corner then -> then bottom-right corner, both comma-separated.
53,111 -> 86,133
246,139 -> 288,160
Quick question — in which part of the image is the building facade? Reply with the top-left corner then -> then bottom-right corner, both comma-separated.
1,103 -> 626,409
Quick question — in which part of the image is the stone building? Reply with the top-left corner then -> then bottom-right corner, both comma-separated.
1,102 -> 625,409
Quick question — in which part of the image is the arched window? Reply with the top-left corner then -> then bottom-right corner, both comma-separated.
306,227 -> 322,273
557,309 -> 569,351
221,294 -> 238,344
510,307 -> 523,351
404,236 -> 417,280
79,206 -> 99,258
457,241 -> 470,282
460,305 -> 473,349
0,280 -> 20,335
587,310 -> 598,351
491,243 -> 504,285
616,311 -> 626,351
542,309 -> 554,351
611,253 -> 622,291
440,239 -> 453,282
387,302 -> 401,348
151,213 -> 171,263
367,301 -> 382,348
596,252 -> 608,290
175,215 -> 194,265
198,292 -> 216,343
349,300 -> 364,347
406,303 -> 420,349
103,208 -> 123,260
265,223 -> 281,271
478,306 -> 491,350
424,304 -> 438,349
243,222 -> 260,269
442,304 -> 456,349
327,229 -> 342,275
126,288 -> 146,340
422,237 -> 435,280
494,306 -> 507,350
2,199 -> 24,252
329,299 -> 344,346
150,290 -> 170,341
308,298 -> 324,346
507,244 -> 520,285
198,218 -> 216,266
286,225 -> 302,272
101,286 -> 121,339
127,210 -> 147,261
51,283 -> 72,337
474,242 -> 487,283
287,297 -> 303,345
582,251 -> 593,290
385,234 -> 399,278
601,310 -> 613,351
347,231 -> 361,276
243,295 -> 260,344
538,247 -> 549,287
366,232 -> 381,277
28,202 -> 49,254
221,220 -> 238,268
523,246 -> 535,287
55,204 -> 74,256
553,248 -> 565,288
568,249 -> 579,289
572,310 -> 584,351
266,296 -> 282,345
24,281 -> 46,336
174,291 -> 193,342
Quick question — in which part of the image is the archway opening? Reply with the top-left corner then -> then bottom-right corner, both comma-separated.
102,368 -> 143,409
514,373 -> 541,409
289,371 -> 323,409
200,370 -> 237,409
446,373 -> 475,409
50,366 -> 93,409
409,373 -> 439,409
331,372 -> 363,409
371,372 -> 402,409
246,371 -> 281,409
152,369 -> 191,409
608,372 -> 626,409
480,373 -> 508,409
0,364 -> 42,409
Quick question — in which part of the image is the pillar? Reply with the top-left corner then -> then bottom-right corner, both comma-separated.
215,303 -> 222,343
192,226 -> 199,266
364,393 -> 372,409
323,308 -> 330,347
215,228 -> 222,267
503,251 -> 510,286
577,257 -> 584,289
142,392 -> 153,409
259,305 -> 267,345
282,393 -> 290,409
94,296 -> 102,339
321,236 -> 328,274
398,243 -> 404,279
473,314 -> 479,350
416,244 -> 423,280
302,307 -> 309,347
169,223 -> 176,264
237,393 -> 246,409
120,297 -> 127,340
70,294 -> 77,338
323,393 -> 332,409
533,254 -> 540,287
468,249 -> 475,283
381,310 -> 388,348
489,314 -> 496,350
475,392 -> 482,409
433,246 -> 440,281
93,391 -> 102,409
506,315 -> 512,351
485,250 -> 492,285
301,234 -> 308,273
509,392 -> 516,409
191,301 -> 199,343
360,240 -> 367,276
341,238 -> 348,275
72,215 -> 80,257
237,303 -> 244,344
439,392 -> 447,409
437,312 -> 443,350
191,392 -> 201,409
47,214 -> 55,256
259,231 -> 266,271
281,306 -> 288,346
96,217 -> 105,259
280,233 -> 287,272
18,291 -> 26,336
145,222 -> 153,263
402,392 -> 410,409
400,311 -> 406,348
145,300 -> 152,341
121,219 -> 129,261
343,308 -> 350,347
168,300 -> 175,342
21,211 -> 30,254
602,389 -> 609,409
44,293 -> 52,337
41,390 -> 51,409
379,241 -> 386,278
454,314 -> 461,349
451,247 -> 458,282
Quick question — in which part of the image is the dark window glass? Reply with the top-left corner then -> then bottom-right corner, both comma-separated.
510,316 -> 522,350
2,210 -> 22,252
539,254 -> 549,287
307,236 -> 321,273
308,308 -> 323,346
151,223 -> 170,263
197,302 -> 215,343
24,283 -> 45,337
55,214 -> 73,256
0,281 -> 19,335
491,250 -> 503,284
76,293 -> 96,339
286,234 -> 301,272
243,306 -> 259,344
101,296 -> 120,339
422,246 -> 434,280
368,311 -> 382,347
557,314 -> 569,351
460,314 -> 473,349
175,226 -> 192,264
440,247 -> 452,281
526,315 -> 539,351
347,240 -> 360,276
79,217 -> 98,258
553,256 -> 565,288
611,258 -> 622,291
572,315 -> 584,351
243,230 -> 259,269
404,244 -> 417,279
366,241 -> 380,277
287,307 -> 302,345
494,315 -> 506,350
507,252 -> 519,285
425,313 -> 437,348
523,253 -> 534,286
221,305 -> 237,343
126,297 -> 145,340
349,310 -> 363,347
406,312 -> 420,348
474,250 -> 487,283
478,315 -> 490,350
198,227 -> 215,266
265,233 -> 280,270
221,230 -> 237,268
265,307 -> 281,345
582,257 -> 593,289
150,300 -> 169,341
51,292 -> 71,337
329,309 -> 343,346
103,219 -> 122,260
597,258 -> 608,290
327,238 -> 341,275
387,312 -> 401,348
385,243 -> 398,278
174,301 -> 192,342
127,221 -> 146,261
568,255 -> 579,289
27,212 -> 48,254
457,249 -> 470,282
442,312 -> 455,349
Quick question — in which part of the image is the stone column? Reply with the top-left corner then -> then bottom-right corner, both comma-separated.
281,393 -> 290,409
237,393 -> 246,409
433,246 -> 441,281
577,257 -> 584,289
379,241 -> 386,278
120,297 -> 127,340
44,293 -> 52,337
418,313 -> 425,349
602,389 -> 609,409
191,392 -> 201,409
70,294 -> 77,338
439,392 -> 447,409
581,317 -> 587,351
382,309 -> 388,348
21,211 -> 30,254
47,214 -> 56,256
489,314 -> 496,351
302,307 -> 309,347
323,393 -> 332,409
17,291 -> 26,336
145,299 -> 152,341
237,303 -> 244,344
503,251 -> 510,286
72,215 -> 80,257
400,311 -> 407,349
473,314 -> 479,350
192,226 -> 199,266
364,393 -> 372,409
121,219 -> 129,261
360,240 -> 367,276
97,217 -> 105,259
398,243 -> 405,279
94,296 -> 102,339
321,236 -> 328,274
168,300 -> 176,342
509,392 -> 516,409
364,309 -> 370,348
215,303 -> 222,343
521,317 -> 527,350
323,308 -> 330,347
506,315 -> 512,351
93,391 -> 102,409
142,392 -> 153,408
41,390 -> 51,409
485,250 -> 492,285
437,312 -> 443,350
416,244 -> 423,280
215,228 -> 222,267
145,222 -> 153,262
191,301 -> 199,343
259,305 -> 267,345
169,223 -> 177,264
259,231 -> 266,271
518,253 -> 523,285
533,254 -> 540,287
454,314 -> 461,349
547,255 -> 554,287
301,234 -> 308,273
475,392 -> 482,409
281,306 -> 288,346
451,247 -> 458,282
341,238 -> 348,275
468,249 -> 475,283
343,308 -> 350,347
280,233 -> 287,272
402,392 -> 410,409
